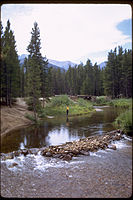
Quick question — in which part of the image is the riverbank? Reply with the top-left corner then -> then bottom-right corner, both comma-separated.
39,95 -> 94,118
92,97 -> 132,135
109,98 -> 132,135
1,98 -> 33,136
0,96 -> 94,136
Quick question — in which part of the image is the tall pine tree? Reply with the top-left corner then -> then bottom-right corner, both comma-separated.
1,20 -> 20,106
27,22 -> 43,120
103,47 -> 132,98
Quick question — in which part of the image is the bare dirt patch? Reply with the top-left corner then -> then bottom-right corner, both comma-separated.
1,98 -> 33,136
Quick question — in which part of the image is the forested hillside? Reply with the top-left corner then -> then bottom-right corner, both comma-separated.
1,20 -> 132,108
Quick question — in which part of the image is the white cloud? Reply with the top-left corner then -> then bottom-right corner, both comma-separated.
1,4 -> 132,64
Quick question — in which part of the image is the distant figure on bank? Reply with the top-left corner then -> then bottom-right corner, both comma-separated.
66,105 -> 69,116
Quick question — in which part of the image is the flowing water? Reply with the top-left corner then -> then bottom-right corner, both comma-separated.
1,106 -> 123,153
1,106 -> 132,198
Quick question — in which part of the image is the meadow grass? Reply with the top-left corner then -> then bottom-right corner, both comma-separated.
114,109 -> 132,135
39,95 -> 94,117
111,98 -> 132,135
90,96 -> 132,135
108,98 -> 132,108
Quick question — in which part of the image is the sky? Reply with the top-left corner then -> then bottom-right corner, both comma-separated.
1,4 -> 132,65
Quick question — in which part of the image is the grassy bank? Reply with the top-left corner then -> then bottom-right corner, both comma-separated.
108,98 -> 132,108
92,97 -> 132,135
110,98 -> 132,135
39,95 -> 94,118
114,109 -> 132,135
93,96 -> 132,108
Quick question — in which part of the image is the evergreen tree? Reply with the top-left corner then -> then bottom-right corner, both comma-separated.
40,55 -> 48,103
104,49 -> 117,98
45,67 -> 54,97
1,20 -> 20,106
121,49 -> 132,97
61,69 -> 66,94
56,68 -> 62,94
80,59 -> 94,95
20,57 -> 28,97
99,67 -> 105,96
76,62 -> 84,95
93,63 -> 100,96
27,22 -> 42,120
116,46 -> 123,96
103,46 -> 132,98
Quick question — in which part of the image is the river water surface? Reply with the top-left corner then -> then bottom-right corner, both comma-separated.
1,106 -> 123,153
1,106 -> 132,198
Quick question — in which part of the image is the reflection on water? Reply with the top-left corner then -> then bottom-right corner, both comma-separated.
20,135 -> 27,149
45,125 -> 85,146
1,106 -> 124,153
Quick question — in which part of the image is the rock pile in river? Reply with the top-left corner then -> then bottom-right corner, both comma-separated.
40,129 -> 123,160
1,130 -> 124,161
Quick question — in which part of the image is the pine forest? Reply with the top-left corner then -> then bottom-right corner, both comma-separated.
1,21 -> 132,107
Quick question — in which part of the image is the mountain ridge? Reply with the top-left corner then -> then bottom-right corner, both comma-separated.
18,54 -> 107,70
98,61 -> 107,69
18,54 -> 77,70
48,59 -> 77,70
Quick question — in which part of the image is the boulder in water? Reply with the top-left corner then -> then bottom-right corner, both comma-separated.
108,144 -> 117,150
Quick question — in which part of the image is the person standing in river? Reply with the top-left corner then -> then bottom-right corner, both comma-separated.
66,105 -> 69,116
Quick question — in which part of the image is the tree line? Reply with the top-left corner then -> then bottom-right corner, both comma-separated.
1,20 -> 132,113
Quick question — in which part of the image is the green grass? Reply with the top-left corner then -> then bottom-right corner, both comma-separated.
92,96 -> 132,108
93,96 -> 110,106
114,109 -> 132,135
110,98 -> 132,135
70,98 -> 94,116
48,95 -> 74,106
25,113 -> 36,122
39,95 -> 94,118
108,98 -> 132,108
91,97 -> 132,135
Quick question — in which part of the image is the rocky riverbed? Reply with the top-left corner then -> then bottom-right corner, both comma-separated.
1,129 -> 124,162
1,134 -> 132,198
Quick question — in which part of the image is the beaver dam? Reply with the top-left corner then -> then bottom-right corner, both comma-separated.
1,129 -> 124,161
40,129 -> 123,160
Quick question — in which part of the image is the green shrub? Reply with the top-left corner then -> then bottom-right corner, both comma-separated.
77,98 -> 93,108
25,113 -> 36,122
48,95 -> 74,107
26,97 -> 41,111
26,98 -> 34,111
114,109 -> 132,135
92,96 -> 109,106
95,96 -> 109,105
109,98 -> 132,108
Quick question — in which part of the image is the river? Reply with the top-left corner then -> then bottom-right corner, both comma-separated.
1,106 -> 132,198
